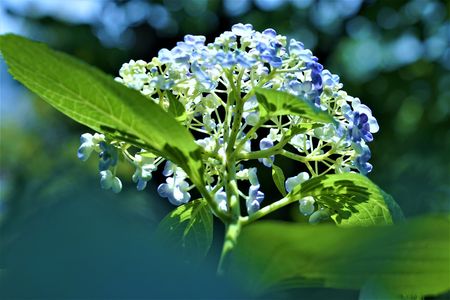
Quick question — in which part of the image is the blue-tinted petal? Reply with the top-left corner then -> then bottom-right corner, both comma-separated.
231,23 -> 253,36
359,113 -> 369,123
137,179 -> 147,191
77,144 -> 93,161
299,196 -> 315,216
80,133 -> 93,144
162,161 -> 174,177
158,48 -> 172,64
259,157 -> 274,167
288,39 -> 304,56
100,170 -> 113,189
259,138 -> 274,150
98,158 -> 110,171
111,177 -> 122,193
262,28 -> 277,37
157,183 -> 170,198
246,199 -> 260,215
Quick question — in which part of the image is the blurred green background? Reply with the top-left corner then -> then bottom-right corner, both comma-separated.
0,0 -> 449,298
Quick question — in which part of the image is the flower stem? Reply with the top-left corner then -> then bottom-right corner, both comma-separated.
217,70 -> 246,274
217,217 -> 242,275
241,195 -> 295,225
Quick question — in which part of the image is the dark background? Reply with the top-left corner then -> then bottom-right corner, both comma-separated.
0,0 -> 449,298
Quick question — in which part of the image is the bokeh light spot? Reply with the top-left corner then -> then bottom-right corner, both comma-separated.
224,0 -> 251,17
395,98 -> 423,135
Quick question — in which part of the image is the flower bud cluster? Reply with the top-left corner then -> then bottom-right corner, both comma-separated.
77,133 -> 122,193
78,24 -> 379,219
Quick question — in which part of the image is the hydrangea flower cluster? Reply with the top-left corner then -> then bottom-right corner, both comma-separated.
78,24 -> 379,221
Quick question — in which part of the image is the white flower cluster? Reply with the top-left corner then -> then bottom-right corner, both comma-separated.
78,24 -> 379,220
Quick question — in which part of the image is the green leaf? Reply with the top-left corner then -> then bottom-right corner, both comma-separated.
359,278 -> 403,300
381,190 -> 405,223
290,173 -> 397,226
272,164 -> 287,196
254,87 -> 334,123
166,90 -> 187,122
291,122 -> 325,133
155,199 -> 213,264
0,34 -> 204,188
231,215 -> 450,297
283,123 -> 325,140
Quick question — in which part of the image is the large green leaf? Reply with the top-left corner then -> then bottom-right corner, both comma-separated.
254,87 -> 334,123
290,173 -> 398,226
0,34 -> 204,187
231,215 -> 450,297
155,199 -> 213,264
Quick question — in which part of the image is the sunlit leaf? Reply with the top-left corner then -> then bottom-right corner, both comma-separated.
254,87 -> 334,123
0,34 -> 204,188
290,173 -> 397,226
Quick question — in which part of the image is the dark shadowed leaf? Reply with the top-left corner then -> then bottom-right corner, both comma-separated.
155,199 -> 213,264
380,190 -> 405,223
231,215 -> 450,297
272,164 -> 287,196
166,90 -> 187,122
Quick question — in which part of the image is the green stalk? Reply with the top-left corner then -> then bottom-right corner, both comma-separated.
280,148 -> 335,162
241,195 -> 295,225
217,217 -> 242,274
217,69 -> 246,274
